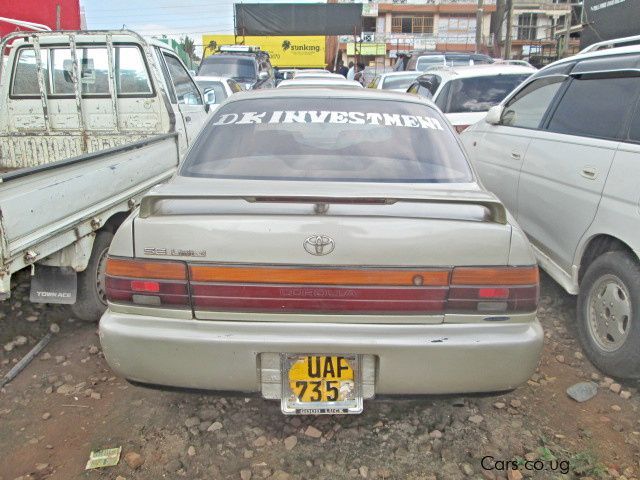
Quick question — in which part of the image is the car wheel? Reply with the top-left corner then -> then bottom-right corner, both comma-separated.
71,230 -> 113,322
577,250 -> 640,379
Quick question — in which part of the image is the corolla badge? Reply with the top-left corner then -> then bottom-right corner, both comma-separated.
303,235 -> 335,256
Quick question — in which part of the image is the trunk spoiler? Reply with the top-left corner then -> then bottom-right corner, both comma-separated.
138,190 -> 508,225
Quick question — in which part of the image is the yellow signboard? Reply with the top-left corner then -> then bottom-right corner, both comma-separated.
202,35 -> 326,68
346,43 -> 387,56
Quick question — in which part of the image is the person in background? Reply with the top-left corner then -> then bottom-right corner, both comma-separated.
346,62 -> 355,80
354,63 -> 366,85
338,61 -> 348,77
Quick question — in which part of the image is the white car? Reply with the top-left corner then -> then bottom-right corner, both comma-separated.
367,71 -> 421,92
277,78 -> 363,89
461,41 -> 640,378
407,64 -> 534,132
194,76 -> 243,105
99,88 -> 542,415
294,72 -> 344,80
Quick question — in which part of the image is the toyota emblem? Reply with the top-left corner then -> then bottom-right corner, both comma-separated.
303,235 -> 335,256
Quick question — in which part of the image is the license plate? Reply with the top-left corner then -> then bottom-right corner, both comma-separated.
281,354 -> 363,415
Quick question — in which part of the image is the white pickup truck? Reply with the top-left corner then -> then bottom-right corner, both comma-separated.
0,30 -> 210,320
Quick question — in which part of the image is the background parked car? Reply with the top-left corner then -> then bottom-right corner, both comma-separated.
277,78 -> 363,89
198,45 -> 275,90
394,51 -> 495,72
367,71 -> 421,92
408,64 -> 534,132
461,43 -> 640,379
194,75 -> 243,105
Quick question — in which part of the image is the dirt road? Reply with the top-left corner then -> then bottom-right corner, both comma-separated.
1,272 -> 639,480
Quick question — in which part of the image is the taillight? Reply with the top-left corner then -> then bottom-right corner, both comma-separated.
105,257 -> 189,308
454,124 -> 470,133
447,266 -> 539,313
105,258 -> 538,316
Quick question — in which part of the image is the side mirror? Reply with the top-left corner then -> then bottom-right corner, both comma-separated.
485,105 -> 504,125
258,71 -> 269,81
203,88 -> 217,106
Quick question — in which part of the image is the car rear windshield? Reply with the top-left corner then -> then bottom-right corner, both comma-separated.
413,55 -> 445,71
199,57 -> 256,80
382,75 -> 419,90
180,97 -> 473,183
442,74 -> 531,113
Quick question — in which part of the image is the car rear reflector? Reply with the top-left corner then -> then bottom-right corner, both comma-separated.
451,266 -> 539,285
189,265 -> 450,286
106,257 -> 187,280
190,284 -> 448,313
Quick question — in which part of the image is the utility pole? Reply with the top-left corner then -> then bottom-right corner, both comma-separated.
504,0 -> 513,59
560,8 -> 572,57
492,0 -> 505,57
55,4 -> 61,30
475,0 -> 484,53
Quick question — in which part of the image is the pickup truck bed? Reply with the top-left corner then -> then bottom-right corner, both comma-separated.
0,133 -> 181,297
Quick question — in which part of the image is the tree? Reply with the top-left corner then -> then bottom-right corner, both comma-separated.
204,40 -> 218,58
180,35 -> 197,62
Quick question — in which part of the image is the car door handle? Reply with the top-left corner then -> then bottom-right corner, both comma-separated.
581,167 -> 597,179
510,151 -> 521,160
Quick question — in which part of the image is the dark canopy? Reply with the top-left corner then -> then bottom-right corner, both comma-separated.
235,3 -> 363,36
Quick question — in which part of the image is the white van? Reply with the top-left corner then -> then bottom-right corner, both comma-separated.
461,40 -> 640,378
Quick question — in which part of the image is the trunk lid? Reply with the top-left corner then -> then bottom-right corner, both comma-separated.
132,178 -> 514,321
134,178 -> 510,267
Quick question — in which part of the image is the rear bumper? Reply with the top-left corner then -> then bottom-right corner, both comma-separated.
99,311 -> 543,395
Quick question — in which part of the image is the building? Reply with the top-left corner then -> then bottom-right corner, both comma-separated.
501,0 -> 577,65
337,0 -> 497,68
0,0 -> 82,38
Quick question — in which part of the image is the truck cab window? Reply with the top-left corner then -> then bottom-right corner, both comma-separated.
50,47 -> 110,96
116,47 -> 153,95
162,53 -> 203,106
12,48 -> 48,96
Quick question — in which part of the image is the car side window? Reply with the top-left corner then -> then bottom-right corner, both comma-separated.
434,82 -> 451,111
420,74 -> 441,95
162,52 -> 203,105
627,97 -> 640,143
418,85 -> 433,99
501,76 -> 565,129
546,75 -> 640,141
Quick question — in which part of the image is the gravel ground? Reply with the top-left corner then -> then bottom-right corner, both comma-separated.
1,270 -> 639,480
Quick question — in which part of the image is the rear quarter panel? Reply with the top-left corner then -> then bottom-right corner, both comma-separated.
576,141 -> 640,266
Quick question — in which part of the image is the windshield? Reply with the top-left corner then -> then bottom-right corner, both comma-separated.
382,74 -> 419,90
199,57 -> 256,80
180,98 -> 472,183
195,80 -> 227,103
442,74 -> 532,113
415,55 -> 445,71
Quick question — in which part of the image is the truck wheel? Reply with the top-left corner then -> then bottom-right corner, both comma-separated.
71,230 -> 113,322
577,251 -> 640,379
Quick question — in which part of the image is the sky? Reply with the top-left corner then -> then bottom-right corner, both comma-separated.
82,0 -> 324,49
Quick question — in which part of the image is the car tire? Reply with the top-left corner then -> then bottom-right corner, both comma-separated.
71,230 -> 113,322
577,251 -> 640,379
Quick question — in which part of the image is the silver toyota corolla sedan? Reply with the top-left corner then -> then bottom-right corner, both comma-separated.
99,88 -> 543,415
